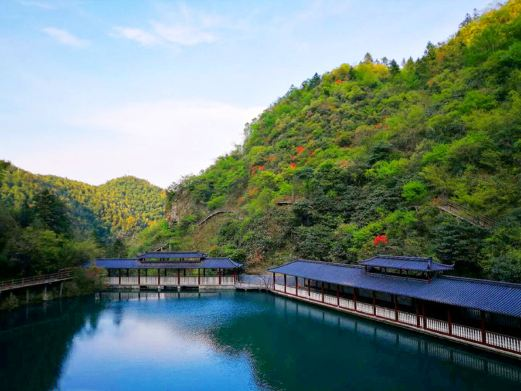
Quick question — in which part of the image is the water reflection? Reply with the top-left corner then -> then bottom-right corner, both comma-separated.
0,297 -> 105,391
0,292 -> 520,391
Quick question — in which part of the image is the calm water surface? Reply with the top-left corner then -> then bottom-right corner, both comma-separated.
0,291 -> 520,391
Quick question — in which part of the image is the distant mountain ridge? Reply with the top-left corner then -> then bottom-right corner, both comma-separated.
0,161 -> 165,240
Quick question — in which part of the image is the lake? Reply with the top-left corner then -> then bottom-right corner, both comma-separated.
0,291 -> 520,391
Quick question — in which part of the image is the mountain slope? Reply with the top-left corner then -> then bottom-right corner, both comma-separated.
0,163 -> 165,239
155,0 -> 521,281
0,162 -> 165,276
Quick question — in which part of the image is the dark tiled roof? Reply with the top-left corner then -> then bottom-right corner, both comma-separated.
94,257 -> 241,269
360,255 -> 453,272
138,251 -> 206,259
269,259 -> 521,318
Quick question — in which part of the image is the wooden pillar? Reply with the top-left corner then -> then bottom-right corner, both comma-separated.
393,295 -> 398,321
157,269 -> 160,286
308,279 -> 311,296
336,285 -> 340,306
295,276 -> 298,297
198,268 -> 201,285
321,281 -> 324,303
59,282 -> 63,298
416,300 -> 421,327
118,269 -> 121,285
218,269 -> 222,285
353,288 -> 358,311
372,291 -> 376,315
283,274 -> 287,293
177,269 -> 180,285
272,273 -> 276,290
42,285 -> 48,301
480,311 -> 487,344
448,307 -> 453,336
138,269 -> 141,285
422,301 -> 427,330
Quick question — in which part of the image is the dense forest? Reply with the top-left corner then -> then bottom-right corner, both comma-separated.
132,0 -> 521,281
0,161 -> 164,278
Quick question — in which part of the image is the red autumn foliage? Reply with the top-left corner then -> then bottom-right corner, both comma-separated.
251,165 -> 265,174
373,234 -> 389,246
295,145 -> 305,154
289,162 -> 297,169
335,79 -> 343,84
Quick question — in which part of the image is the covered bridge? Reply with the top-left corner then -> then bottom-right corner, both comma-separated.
269,255 -> 521,358
94,251 -> 241,289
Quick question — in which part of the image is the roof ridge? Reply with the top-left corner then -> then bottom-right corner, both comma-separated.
374,255 -> 433,262
440,275 -> 521,289
272,259 -> 362,270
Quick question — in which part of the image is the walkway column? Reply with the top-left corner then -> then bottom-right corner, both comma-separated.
480,311 -> 487,344
138,269 -> 141,285
272,273 -> 275,290
59,282 -> 63,298
393,295 -> 398,321
283,274 -> 287,293
218,269 -> 222,285
372,291 -> 376,315
157,269 -> 160,286
118,269 -> 121,285
307,279 -> 311,297
422,302 -> 427,330
353,288 -> 358,311
198,268 -> 201,285
415,300 -> 420,327
448,307 -> 453,336
321,281 -> 324,303
295,276 -> 298,297
336,285 -> 340,306
177,269 -> 180,285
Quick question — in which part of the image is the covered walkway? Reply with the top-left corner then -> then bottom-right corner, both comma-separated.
270,256 -> 521,358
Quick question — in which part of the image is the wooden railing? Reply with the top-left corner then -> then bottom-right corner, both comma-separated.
273,284 -> 521,355
0,269 -> 74,292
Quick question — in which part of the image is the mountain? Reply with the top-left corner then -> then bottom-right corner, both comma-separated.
0,161 -> 165,277
0,163 -> 165,238
134,0 -> 521,281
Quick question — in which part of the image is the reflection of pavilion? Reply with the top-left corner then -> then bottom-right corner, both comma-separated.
270,256 -> 521,359
94,251 -> 241,290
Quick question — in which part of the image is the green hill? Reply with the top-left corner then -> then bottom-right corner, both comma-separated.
137,0 -> 521,281
0,161 -> 164,277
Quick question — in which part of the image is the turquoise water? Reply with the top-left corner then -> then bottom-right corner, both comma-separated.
0,291 -> 520,391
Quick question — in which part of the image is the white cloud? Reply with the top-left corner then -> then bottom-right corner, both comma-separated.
56,100 -> 263,187
152,22 -> 217,46
42,27 -> 89,47
112,27 -> 159,46
112,22 -> 218,47
111,2 -> 224,47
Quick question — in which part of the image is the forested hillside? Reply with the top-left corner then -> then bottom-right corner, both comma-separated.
136,1 -> 521,281
0,161 -> 164,277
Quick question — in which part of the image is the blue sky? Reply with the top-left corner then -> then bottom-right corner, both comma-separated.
0,0 -> 492,188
